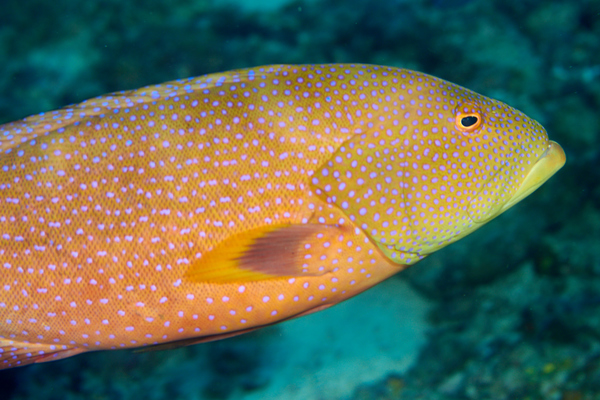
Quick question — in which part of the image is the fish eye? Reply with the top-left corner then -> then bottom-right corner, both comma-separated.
461,116 -> 478,127
455,112 -> 482,133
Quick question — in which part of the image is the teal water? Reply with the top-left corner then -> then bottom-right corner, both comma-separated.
0,0 -> 598,398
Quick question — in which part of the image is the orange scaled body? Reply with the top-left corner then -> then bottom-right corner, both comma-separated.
0,64 -> 565,368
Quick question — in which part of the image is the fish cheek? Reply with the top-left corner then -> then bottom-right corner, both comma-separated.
461,105 -> 534,224
310,133 -> 424,265
466,171 -> 514,224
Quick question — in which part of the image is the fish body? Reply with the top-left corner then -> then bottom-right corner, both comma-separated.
0,64 -> 565,368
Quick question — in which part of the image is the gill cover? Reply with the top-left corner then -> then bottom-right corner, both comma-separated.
311,95 -> 556,264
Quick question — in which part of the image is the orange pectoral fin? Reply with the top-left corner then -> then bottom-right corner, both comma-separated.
184,223 -> 348,283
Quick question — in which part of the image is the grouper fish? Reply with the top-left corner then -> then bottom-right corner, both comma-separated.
0,64 -> 565,368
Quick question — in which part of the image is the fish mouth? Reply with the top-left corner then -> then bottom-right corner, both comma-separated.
389,141 -> 565,261
498,140 -> 566,214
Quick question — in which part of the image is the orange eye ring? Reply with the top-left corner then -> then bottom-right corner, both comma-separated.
455,112 -> 482,133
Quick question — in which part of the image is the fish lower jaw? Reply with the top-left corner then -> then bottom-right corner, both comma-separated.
498,140 -> 566,214
466,140 -> 566,225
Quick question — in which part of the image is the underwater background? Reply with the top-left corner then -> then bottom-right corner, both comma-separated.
0,0 -> 598,398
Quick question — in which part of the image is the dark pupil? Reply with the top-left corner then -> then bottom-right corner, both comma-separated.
461,116 -> 478,127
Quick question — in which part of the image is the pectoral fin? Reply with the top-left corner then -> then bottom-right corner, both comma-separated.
184,223 -> 347,283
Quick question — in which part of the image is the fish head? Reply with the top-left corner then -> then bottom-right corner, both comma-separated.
312,73 -> 565,264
